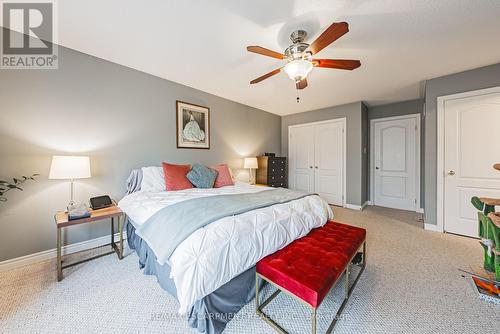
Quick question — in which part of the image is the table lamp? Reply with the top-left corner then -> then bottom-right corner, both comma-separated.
244,157 -> 258,185
49,155 -> 91,208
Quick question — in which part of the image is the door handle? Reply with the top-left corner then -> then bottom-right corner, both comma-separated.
375,167 -> 380,170
315,166 -> 318,169
447,170 -> 455,176
309,166 -> 313,169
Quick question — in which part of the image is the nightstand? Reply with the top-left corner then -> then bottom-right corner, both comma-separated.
54,205 -> 124,281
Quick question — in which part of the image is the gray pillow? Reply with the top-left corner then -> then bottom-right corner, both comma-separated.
187,163 -> 218,188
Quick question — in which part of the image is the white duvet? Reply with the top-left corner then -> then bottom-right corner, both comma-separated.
118,182 -> 333,314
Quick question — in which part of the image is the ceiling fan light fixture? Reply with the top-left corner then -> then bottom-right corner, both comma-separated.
284,59 -> 313,82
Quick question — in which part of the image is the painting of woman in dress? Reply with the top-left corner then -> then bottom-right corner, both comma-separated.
176,101 -> 210,149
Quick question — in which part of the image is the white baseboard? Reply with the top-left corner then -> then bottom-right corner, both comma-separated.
366,201 -> 373,206
0,232 -> 128,273
345,202 -> 369,211
424,223 -> 442,232
416,208 -> 425,214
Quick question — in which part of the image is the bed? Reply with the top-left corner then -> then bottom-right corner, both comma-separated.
118,168 -> 333,333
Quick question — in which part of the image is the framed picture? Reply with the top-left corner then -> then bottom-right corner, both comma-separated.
176,100 -> 210,149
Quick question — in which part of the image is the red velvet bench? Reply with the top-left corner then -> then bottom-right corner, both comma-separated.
255,221 -> 366,334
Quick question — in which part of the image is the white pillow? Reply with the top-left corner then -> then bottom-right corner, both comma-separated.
228,166 -> 235,181
141,166 -> 165,192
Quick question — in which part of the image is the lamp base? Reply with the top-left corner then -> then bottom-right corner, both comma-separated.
248,168 -> 255,185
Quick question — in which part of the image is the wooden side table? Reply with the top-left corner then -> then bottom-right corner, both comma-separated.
54,205 -> 124,281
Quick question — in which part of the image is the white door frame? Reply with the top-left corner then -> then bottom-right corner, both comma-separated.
370,114 -> 421,212
436,86 -> 500,233
288,118 -> 347,207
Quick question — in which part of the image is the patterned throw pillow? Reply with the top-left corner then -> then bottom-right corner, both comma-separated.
187,164 -> 218,188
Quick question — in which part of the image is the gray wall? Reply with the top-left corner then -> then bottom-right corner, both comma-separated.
281,102 -> 366,206
424,63 -> 500,225
368,99 -> 424,120
361,103 -> 369,204
0,42 -> 281,261
367,99 -> 425,205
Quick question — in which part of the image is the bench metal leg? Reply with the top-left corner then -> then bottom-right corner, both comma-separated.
312,308 -> 317,334
363,241 -> 367,266
255,272 -> 260,311
345,264 -> 350,300
256,240 -> 367,334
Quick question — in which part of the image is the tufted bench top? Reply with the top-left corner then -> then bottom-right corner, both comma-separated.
256,221 -> 366,308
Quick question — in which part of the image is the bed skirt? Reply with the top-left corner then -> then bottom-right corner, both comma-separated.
126,219 -> 261,334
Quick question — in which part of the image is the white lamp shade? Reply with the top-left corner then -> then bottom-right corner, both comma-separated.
244,157 -> 258,169
49,156 -> 91,180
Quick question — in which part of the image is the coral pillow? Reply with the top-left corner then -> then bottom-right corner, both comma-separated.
211,164 -> 234,188
162,162 -> 193,191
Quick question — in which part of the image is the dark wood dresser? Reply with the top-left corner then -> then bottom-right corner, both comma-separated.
256,156 -> 287,188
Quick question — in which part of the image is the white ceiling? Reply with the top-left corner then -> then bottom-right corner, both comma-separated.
34,1 -> 500,114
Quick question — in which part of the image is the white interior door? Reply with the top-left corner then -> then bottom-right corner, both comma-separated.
373,117 -> 417,211
314,121 -> 344,205
444,92 -> 500,237
289,125 -> 314,192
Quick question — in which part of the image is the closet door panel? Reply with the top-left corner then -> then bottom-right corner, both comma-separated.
314,122 -> 343,205
289,125 -> 314,192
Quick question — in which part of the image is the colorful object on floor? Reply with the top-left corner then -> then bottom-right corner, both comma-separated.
470,275 -> 500,305
471,196 -> 500,281
487,212 -> 500,281
256,221 -> 366,334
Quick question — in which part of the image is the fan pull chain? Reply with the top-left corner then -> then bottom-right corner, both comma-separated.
296,83 -> 300,103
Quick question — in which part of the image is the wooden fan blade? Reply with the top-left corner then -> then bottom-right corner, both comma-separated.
313,59 -> 361,70
246,46 -> 284,59
250,68 -> 282,84
309,22 -> 349,55
296,78 -> 307,90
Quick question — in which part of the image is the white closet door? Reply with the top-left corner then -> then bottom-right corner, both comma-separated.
289,125 -> 315,192
314,121 -> 344,205
444,92 -> 500,237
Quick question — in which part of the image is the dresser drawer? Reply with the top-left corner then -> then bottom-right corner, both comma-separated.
268,174 -> 286,183
268,165 -> 286,175
269,158 -> 286,167
268,181 -> 287,188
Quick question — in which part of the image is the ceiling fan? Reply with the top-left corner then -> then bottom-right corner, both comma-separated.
247,22 -> 361,93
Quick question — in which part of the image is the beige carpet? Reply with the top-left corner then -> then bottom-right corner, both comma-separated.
0,206 -> 499,333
